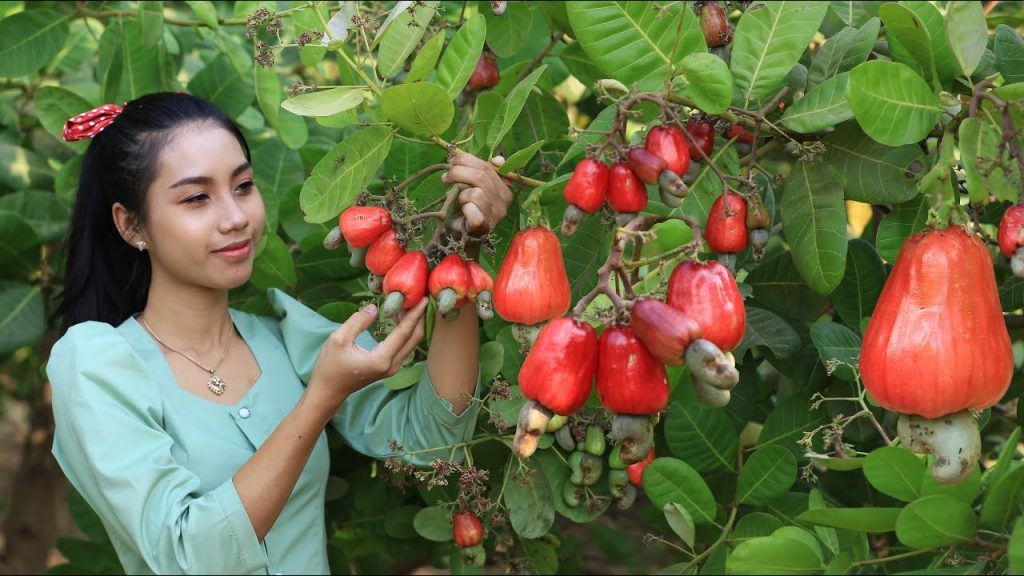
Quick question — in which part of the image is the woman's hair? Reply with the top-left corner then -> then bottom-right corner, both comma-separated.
54,92 -> 252,336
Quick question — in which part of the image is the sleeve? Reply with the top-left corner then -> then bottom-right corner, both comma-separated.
47,323 -> 269,575
266,288 -> 482,467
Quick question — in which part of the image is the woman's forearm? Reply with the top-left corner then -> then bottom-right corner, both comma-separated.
232,387 -> 339,541
426,244 -> 482,415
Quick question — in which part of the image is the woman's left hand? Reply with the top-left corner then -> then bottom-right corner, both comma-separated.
442,153 -> 514,237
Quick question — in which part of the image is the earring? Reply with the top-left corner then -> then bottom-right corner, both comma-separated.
136,240 -> 147,251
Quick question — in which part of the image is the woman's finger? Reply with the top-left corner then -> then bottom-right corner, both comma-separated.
442,165 -> 490,190
373,298 -> 428,361
390,318 -> 426,373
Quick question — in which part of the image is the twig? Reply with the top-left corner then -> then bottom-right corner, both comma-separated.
513,33 -> 561,86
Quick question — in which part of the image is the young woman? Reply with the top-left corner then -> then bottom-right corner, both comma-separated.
47,92 -> 513,574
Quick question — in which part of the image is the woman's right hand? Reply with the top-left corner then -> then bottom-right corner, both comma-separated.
307,297 -> 429,412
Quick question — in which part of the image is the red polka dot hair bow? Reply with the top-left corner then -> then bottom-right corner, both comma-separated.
61,103 -> 124,142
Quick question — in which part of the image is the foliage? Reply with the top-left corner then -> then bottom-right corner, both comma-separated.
1,1 -> 1023,574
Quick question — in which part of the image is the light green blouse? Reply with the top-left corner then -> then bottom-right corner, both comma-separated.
47,288 -> 481,575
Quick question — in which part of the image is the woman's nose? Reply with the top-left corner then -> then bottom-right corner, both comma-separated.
218,193 -> 250,232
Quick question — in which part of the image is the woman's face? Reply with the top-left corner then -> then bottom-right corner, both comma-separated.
136,122 -> 265,291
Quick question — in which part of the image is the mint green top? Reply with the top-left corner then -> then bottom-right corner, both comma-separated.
47,288 -> 481,575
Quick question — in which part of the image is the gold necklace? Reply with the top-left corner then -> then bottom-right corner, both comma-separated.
139,314 -> 234,396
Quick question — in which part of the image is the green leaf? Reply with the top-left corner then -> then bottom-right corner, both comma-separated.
137,1 -> 164,47
377,1 -> 438,77
559,40 -> 602,90
488,65 -> 547,157
185,1 -> 221,31
823,122 -> 924,204
34,86 -> 93,152
959,117 -> 1021,204
832,239 -> 885,333
435,13 -> 486,98
413,506 -> 453,542
0,282 -> 45,354
566,1 -> 705,92
734,513 -> 785,541
980,464 -> 1024,528
738,446 -> 798,505
731,2 -> 829,108
483,1 -> 533,58
118,19 -> 170,101
727,536 -> 823,575
796,507 -> 901,532
681,139 -> 740,224
921,461 -> 981,503
300,126 -> 393,224
809,321 -> 861,381
995,25 -> 1024,84
504,458 -> 555,538
643,458 -> 717,524
250,234 -> 295,291
887,1 -> 962,86
479,340 -> 504,385
384,505 -> 422,540
746,251 -> 829,322
782,73 -> 851,132
561,213 -> 610,304
879,3 -> 939,90
772,526 -> 824,564
664,401 -> 738,473
984,426 -> 1022,490
1000,275 -> 1024,312
382,363 -> 424,391
281,87 -> 364,118
829,2 -> 878,27
499,140 -> 546,175
876,196 -> 928,263
254,65 -> 282,128
663,503 -> 696,549
0,10 -> 69,78
674,52 -> 733,115
520,538 -> 559,574
807,18 -> 880,88
733,306 -> 801,362
188,54 -> 253,119
0,190 -> 70,244
945,1 -> 987,77
808,489 -> 840,555
468,91 -> 504,157
863,446 -> 924,502
1011,518 -> 1024,575
407,31 -> 445,83
896,495 -> 976,548
0,210 -> 39,279
380,82 -> 454,136
781,159 -> 848,295
758,394 -> 829,458
847,60 -> 942,146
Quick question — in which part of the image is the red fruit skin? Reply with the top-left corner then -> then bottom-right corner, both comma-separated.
382,251 -> 428,309
564,158 -> 610,214
494,227 -> 572,325
339,206 -> 391,248
429,254 -> 471,303
686,119 -> 715,160
998,205 -> 1024,258
666,260 -> 746,352
519,317 -> 598,415
626,148 -> 668,185
596,327 -> 670,415
468,51 -> 499,91
626,447 -> 655,487
860,227 -> 1012,419
365,228 -> 405,276
466,261 -> 493,299
645,125 -> 691,176
726,125 -> 755,143
706,193 -> 748,254
453,512 -> 484,548
700,2 -> 733,47
630,298 -> 704,366
608,163 -> 648,213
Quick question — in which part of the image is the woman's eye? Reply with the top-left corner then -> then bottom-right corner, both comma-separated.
237,180 -> 255,192
185,194 -> 209,204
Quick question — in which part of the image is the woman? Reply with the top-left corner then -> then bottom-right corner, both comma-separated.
46,92 -> 513,574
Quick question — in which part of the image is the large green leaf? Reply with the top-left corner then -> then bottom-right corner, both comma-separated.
117,19 -> 169,101
0,282 -> 45,355
0,10 -> 69,77
643,458 -> 717,524
673,52 -> 733,115
758,394 -> 828,458
566,2 -> 705,92
995,25 -> 1024,84
829,1 -> 879,27
488,65 -> 547,157
561,215 -> 608,304
250,233 -> 295,290
809,321 -> 861,382
504,458 -> 555,538
876,196 -> 928,263
188,54 -> 253,119
846,60 -> 942,146
664,401 -> 738,473
806,18 -> 880,88
945,1 -> 987,77
376,1 -> 438,77
879,3 -> 939,90
796,508 -> 901,532
746,251 -> 829,322
781,159 -> 847,295
1011,518 -> 1024,575
896,495 -> 976,548
299,126 -> 393,224
727,535 -> 824,575
483,1 -> 533,58
886,0 -> 961,86
253,139 -> 303,236
832,238 -> 885,333
137,0 -> 163,47
32,86 -> 93,152
823,122 -> 924,204
380,82 -> 454,136
412,506 -> 453,542
407,31 -> 445,83
781,72 -> 852,132
863,447 -> 925,502
281,87 -> 364,118
980,464 -> 1024,528
733,306 -> 801,362
959,117 -> 1021,204
0,190 -> 70,244
738,446 -> 798,505
0,210 -> 41,280
435,13 -> 486,98
730,2 -> 828,108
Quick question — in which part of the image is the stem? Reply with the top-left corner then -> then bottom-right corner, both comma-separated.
513,33 -> 560,86
851,547 -> 941,567
75,3 -> 248,27
680,506 -> 738,573
309,1 -> 382,96
572,215 -> 661,317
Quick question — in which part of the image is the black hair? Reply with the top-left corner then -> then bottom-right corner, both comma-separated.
54,92 -> 252,336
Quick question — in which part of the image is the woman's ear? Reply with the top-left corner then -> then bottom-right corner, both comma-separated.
111,202 -> 144,246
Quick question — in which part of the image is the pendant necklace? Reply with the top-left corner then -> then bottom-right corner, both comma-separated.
139,314 -> 234,396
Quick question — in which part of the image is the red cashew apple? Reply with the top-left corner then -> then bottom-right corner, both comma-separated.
494,227 -> 571,346
998,204 -> 1024,277
645,125 -> 691,177
562,158 -> 609,236
452,511 -> 484,548
380,251 -> 428,318
428,254 -> 471,319
608,163 -> 648,215
339,206 -> 391,248
861,227 -> 1012,484
466,261 -> 495,320
705,192 -> 748,269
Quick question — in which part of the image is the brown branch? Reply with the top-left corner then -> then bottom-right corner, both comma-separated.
75,2 -> 247,27
513,33 -> 561,86
572,215 -> 663,318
